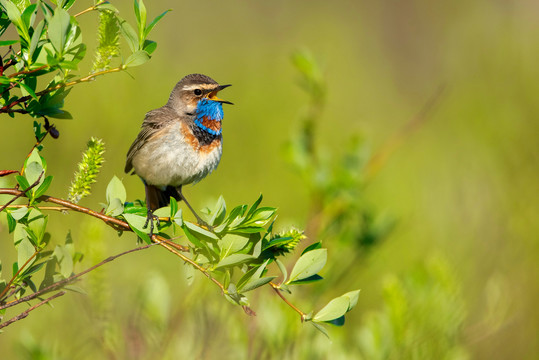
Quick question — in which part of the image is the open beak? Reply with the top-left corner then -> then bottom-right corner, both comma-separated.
208,84 -> 233,105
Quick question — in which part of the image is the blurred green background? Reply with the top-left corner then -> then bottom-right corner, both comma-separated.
1,0 -> 539,358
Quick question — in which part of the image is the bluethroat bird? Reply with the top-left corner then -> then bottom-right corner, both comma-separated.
125,74 -> 232,232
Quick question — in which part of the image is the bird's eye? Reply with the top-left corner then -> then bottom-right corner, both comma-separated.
194,89 -> 202,96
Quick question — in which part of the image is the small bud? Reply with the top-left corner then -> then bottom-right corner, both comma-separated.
49,126 -> 60,139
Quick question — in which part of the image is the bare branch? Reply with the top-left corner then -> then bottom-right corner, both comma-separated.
0,243 -> 155,311
0,291 -> 66,330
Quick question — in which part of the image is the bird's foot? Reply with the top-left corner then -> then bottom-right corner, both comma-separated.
195,215 -> 213,232
143,209 -> 160,238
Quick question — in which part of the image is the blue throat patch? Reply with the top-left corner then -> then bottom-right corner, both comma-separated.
195,98 -> 223,136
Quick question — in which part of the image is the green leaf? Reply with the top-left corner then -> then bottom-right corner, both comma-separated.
0,0 -> 29,42
16,175 -> 31,191
10,207 -> 28,221
106,197 -> 124,216
238,260 -> 276,292
0,40 -> 19,46
170,197 -> 178,217
230,226 -> 266,234
173,208 -> 183,227
184,262 -> 195,286
301,241 -> 322,255
246,194 -> 263,218
241,276 -> 276,292
27,208 -> 47,246
119,17 -> 138,52
17,237 -> 35,270
96,3 -> 118,12
53,244 -> 73,278
244,207 -> 276,226
61,0 -> 76,10
28,20 -> 44,62
181,224 -> 207,250
134,0 -> 146,46
327,315 -> 345,326
47,109 -> 72,119
47,8 -> 71,54
275,259 -> 288,283
288,248 -> 327,283
342,289 -> 361,311
218,233 -> 249,258
144,8 -> 170,38
124,50 -> 150,67
123,213 -> 151,244
20,82 -> 38,100
313,296 -> 350,322
288,273 -> 323,285
263,236 -> 293,251
34,175 -> 53,198
6,213 -> 16,233
24,161 -> 43,186
21,3 -> 37,30
184,221 -> 219,240
21,260 -> 45,278
311,322 -> 330,339
142,39 -> 157,54
215,254 -> 255,269
106,175 -> 126,203
153,206 -> 171,218
209,196 -> 226,226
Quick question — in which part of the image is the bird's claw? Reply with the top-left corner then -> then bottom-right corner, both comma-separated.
143,209 -> 160,238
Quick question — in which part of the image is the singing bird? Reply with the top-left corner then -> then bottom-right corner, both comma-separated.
125,74 -> 232,231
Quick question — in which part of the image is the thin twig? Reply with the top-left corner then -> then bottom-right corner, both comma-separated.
0,291 -> 66,330
4,205 -> 69,211
20,132 -> 49,176
270,282 -> 306,321
74,1 -> 108,17
0,67 -> 124,113
0,250 -> 38,300
0,173 -> 43,213
0,189 -> 216,288
8,64 -> 49,78
0,243 -> 155,310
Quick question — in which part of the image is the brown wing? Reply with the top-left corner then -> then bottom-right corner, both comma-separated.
125,106 -> 179,174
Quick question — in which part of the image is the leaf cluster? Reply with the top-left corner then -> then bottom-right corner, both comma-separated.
1,150 -> 82,311
106,178 -> 360,335
0,0 -> 168,120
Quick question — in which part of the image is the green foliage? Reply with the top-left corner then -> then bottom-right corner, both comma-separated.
67,137 -> 105,204
357,257 -> 468,359
0,0 -> 167,331
0,0 -> 362,341
286,50 -> 394,251
0,0 -> 168,122
105,177 -> 360,333
0,150 -> 84,306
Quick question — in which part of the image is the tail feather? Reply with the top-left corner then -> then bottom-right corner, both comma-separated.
145,184 -> 181,211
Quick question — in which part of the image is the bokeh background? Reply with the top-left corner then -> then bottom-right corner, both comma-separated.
1,0 -> 539,358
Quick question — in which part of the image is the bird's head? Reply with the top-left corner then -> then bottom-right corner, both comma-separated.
168,74 -> 232,116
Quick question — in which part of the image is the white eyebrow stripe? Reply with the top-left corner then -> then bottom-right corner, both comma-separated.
182,84 -> 217,91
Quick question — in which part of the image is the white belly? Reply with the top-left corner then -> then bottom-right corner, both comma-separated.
131,122 -> 222,187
